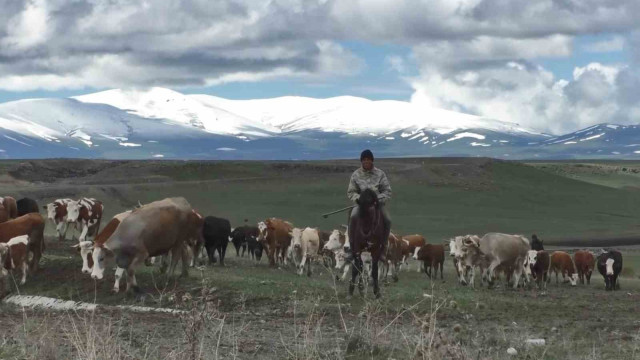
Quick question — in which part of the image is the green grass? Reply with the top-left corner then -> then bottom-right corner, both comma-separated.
3,158 -> 640,358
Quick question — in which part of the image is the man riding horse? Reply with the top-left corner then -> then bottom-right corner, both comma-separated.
347,149 -> 392,260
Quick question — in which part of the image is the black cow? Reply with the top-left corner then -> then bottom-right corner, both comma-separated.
16,198 -> 39,217
230,225 -> 260,257
597,250 -> 623,291
246,234 -> 263,262
531,234 -> 544,251
203,216 -> 231,266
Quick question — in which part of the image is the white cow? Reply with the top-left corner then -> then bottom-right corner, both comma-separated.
290,227 -> 320,276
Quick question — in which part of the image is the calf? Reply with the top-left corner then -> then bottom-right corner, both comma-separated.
290,227 -> 320,276
401,234 -> 426,271
574,250 -> 595,285
597,250 -> 622,291
414,243 -> 445,280
382,233 -> 402,282
0,213 -> 46,272
1,235 -> 29,285
526,250 -> 550,290
43,199 -> 74,241
66,198 -> 103,242
246,234 -> 263,262
258,218 -> 293,267
550,251 -> 578,286
202,216 -> 230,266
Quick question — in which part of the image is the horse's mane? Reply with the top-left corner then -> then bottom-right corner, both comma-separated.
357,188 -> 378,214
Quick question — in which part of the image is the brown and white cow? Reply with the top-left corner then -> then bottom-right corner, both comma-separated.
0,235 -> 29,285
73,211 -> 132,275
401,234 -> 426,272
0,196 -> 18,223
0,213 -> 46,272
290,227 -> 320,276
66,198 -> 104,243
574,250 -> 595,285
382,233 -> 403,282
257,218 -> 293,268
550,251 -> 578,286
43,199 -> 74,241
90,197 -> 200,293
525,250 -> 550,290
414,243 -> 445,280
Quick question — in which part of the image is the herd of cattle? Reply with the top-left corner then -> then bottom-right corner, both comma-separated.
0,195 -> 629,296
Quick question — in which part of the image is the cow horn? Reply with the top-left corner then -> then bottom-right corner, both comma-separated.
137,200 -> 143,207
71,244 -> 80,248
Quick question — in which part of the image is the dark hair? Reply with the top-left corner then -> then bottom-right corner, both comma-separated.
360,149 -> 374,161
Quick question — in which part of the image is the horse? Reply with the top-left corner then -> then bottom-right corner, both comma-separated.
348,188 -> 385,298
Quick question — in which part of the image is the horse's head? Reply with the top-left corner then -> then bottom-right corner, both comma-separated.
357,188 -> 378,216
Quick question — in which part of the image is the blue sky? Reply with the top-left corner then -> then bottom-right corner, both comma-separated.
0,1 -> 639,134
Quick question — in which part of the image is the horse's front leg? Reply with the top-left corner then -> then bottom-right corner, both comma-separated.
372,256 -> 380,299
348,254 -> 360,297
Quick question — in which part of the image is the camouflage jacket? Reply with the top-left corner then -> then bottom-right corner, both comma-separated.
347,167 -> 392,204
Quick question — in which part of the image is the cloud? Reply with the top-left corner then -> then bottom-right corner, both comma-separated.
1,0 -> 640,134
582,36 -> 625,53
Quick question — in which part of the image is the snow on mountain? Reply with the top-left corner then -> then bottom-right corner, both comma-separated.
0,87 -> 639,160
74,87 -> 278,138
191,92 -> 539,136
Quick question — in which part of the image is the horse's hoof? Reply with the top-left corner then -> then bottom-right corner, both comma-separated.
375,292 -> 381,299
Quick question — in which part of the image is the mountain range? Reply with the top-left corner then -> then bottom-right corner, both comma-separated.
0,87 -> 638,160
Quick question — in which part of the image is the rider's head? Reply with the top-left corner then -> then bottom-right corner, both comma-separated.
360,149 -> 374,171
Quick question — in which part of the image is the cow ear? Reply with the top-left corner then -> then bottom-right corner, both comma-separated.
42,205 -> 47,209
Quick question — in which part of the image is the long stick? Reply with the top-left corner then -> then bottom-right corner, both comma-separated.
322,205 -> 356,218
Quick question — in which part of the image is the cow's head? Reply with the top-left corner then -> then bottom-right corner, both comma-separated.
0,244 -> 9,277
90,245 -> 112,280
527,250 -> 538,269
412,246 -> 422,260
72,241 -> 94,274
257,221 -> 268,242
569,272 -> 578,286
324,230 -> 343,251
66,200 -> 81,223
290,228 -> 303,250
605,258 -> 615,276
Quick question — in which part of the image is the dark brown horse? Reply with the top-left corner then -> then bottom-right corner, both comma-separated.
348,188 -> 385,298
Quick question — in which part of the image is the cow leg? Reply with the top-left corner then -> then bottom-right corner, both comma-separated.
78,222 -> 89,242
220,243 -> 227,266
113,267 -> 125,293
372,258 -> 380,299
298,252 -> 307,276
341,263 -> 350,281
20,260 -> 28,285
587,272 -> 591,285
349,256 -> 361,297
180,244 -> 190,277
168,246 -> 182,278
56,222 -> 66,241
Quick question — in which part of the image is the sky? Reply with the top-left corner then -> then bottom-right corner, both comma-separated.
0,0 -> 639,135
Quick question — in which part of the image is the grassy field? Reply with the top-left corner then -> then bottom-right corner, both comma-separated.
1,158 -> 640,359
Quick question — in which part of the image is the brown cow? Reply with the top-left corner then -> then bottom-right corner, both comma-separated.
574,250 -> 595,285
1,235 -> 29,285
550,251 -> 578,286
383,233 -> 403,282
0,213 -> 45,272
90,197 -> 200,293
414,244 -> 445,280
402,234 -> 426,271
526,250 -> 550,290
257,218 -> 293,268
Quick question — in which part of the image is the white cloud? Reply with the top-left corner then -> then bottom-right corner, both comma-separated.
386,55 -> 406,73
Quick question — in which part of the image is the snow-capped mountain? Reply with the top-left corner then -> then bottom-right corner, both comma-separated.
0,87 -> 638,160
